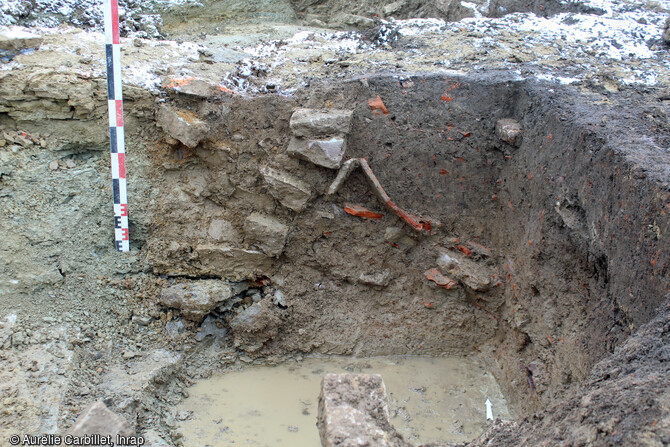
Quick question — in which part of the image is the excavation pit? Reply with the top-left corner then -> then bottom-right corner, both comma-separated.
1,56 -> 669,445
137,72 -> 669,445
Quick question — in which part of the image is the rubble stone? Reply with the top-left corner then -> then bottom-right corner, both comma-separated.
664,15 -> 670,45
495,118 -> 523,146
437,251 -> 494,292
100,350 -> 182,400
289,108 -> 353,138
160,281 -> 235,322
317,374 -> 409,447
156,105 -> 210,148
68,401 -> 134,437
287,137 -> 347,169
229,301 -> 281,352
0,27 -> 43,53
244,213 -> 289,257
358,271 -> 392,288
207,219 -> 240,243
195,245 -> 273,280
195,315 -> 228,341
260,167 -> 312,212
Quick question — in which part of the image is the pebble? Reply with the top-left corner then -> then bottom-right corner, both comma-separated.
122,350 -> 137,359
12,332 -> 25,345
48,160 -> 59,171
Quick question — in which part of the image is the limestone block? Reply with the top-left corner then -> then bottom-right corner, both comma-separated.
99,350 -> 182,398
160,280 -> 235,322
260,167 -> 312,212
495,118 -> 522,146
358,270 -> 392,288
157,104 -> 210,148
195,245 -> 273,280
229,301 -> 281,352
68,401 -> 134,437
208,219 -> 240,243
244,213 -> 289,257
0,27 -> 43,52
289,108 -> 353,139
318,374 -> 409,447
287,137 -> 346,169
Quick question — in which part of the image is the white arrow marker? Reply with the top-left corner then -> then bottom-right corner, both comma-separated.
485,398 -> 493,420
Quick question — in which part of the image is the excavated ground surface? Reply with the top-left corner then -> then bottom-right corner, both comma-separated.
1,0 -> 670,446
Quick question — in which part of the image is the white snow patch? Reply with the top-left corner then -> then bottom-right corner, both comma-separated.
536,73 -> 581,84
0,25 -> 40,39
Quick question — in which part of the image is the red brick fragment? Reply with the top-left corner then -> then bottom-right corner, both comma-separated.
424,268 -> 458,290
456,245 -> 472,256
344,203 -> 384,219
368,96 -> 389,115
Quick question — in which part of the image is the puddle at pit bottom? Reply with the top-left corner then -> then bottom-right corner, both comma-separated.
176,356 -> 510,446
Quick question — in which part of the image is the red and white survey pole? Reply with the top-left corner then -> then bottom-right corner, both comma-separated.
103,0 -> 129,252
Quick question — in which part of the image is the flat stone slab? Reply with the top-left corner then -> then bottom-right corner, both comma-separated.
157,104 -> 210,148
100,350 -> 182,404
68,401 -> 134,437
288,136 -> 347,169
195,245 -> 273,280
318,373 -> 409,447
289,108 -> 353,138
0,27 -> 43,52
261,166 -> 312,212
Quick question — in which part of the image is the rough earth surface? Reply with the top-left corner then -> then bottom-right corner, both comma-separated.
1,0 -> 670,446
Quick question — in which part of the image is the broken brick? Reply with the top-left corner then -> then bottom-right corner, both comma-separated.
424,268 -> 458,290
456,245 -> 472,256
368,96 -> 389,115
344,203 -> 384,219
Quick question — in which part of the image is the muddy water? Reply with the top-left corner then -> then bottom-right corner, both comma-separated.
177,356 -> 510,446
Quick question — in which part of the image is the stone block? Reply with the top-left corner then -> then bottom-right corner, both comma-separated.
160,280 -> 235,322
100,350 -> 182,399
229,301 -> 281,352
287,136 -> 347,169
358,271 -> 392,288
68,401 -> 134,437
207,219 -> 240,243
318,374 -> 409,447
289,108 -> 353,139
157,104 -> 210,148
261,167 -> 312,212
495,118 -> 522,147
0,27 -> 43,52
195,245 -> 273,280
244,213 -> 289,257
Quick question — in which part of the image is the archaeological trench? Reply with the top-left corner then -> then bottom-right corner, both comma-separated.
1,4 -> 670,447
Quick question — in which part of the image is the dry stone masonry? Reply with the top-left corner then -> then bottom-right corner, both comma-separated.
287,108 -> 354,169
